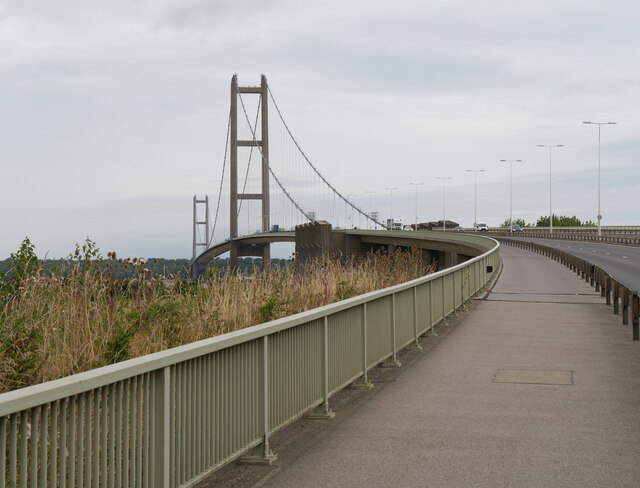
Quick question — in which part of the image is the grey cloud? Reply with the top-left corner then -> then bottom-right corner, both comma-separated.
157,0 -> 278,31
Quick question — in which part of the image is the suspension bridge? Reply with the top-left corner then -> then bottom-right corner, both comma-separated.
191,74 -> 388,276
1,75 -> 639,488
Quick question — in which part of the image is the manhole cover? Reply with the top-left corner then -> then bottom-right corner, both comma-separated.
493,369 -> 573,385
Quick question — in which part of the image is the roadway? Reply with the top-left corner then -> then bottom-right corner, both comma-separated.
505,237 -> 640,291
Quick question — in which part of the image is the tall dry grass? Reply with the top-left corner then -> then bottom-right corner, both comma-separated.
0,248 -> 433,393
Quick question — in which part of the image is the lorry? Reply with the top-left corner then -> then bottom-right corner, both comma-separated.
386,218 -> 403,230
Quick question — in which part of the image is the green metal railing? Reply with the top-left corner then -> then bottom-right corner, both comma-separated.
1,236 -> 499,487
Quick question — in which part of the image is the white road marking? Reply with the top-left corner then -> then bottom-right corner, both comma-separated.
622,256 -> 628,259
605,252 -> 611,255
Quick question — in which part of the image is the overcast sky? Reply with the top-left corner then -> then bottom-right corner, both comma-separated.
1,0 -> 638,259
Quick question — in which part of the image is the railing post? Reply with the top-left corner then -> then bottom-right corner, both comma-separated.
153,367 -> 171,488
242,336 -> 278,461
353,303 -> 373,389
0,416 -> 6,488
632,292 -> 639,341
622,287 -> 629,325
452,271 -> 457,315
613,281 -> 620,315
461,269 -> 469,311
407,287 -> 422,350
474,261 -> 478,294
605,275 -> 611,305
441,276 -> 448,325
383,294 -> 401,367
429,280 -> 435,335
308,318 -> 335,418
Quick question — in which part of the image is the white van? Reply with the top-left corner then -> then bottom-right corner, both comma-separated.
475,222 -> 488,231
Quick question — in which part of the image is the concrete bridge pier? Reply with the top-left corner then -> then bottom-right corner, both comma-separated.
230,241 -> 271,269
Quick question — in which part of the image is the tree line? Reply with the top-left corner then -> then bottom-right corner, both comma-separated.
500,215 -> 597,228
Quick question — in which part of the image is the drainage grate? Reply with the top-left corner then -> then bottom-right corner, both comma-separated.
493,369 -> 573,385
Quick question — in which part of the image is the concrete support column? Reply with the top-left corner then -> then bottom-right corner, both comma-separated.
230,75 -> 239,270
260,75 -> 271,267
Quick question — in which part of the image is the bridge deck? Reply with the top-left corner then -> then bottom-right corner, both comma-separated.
201,245 -> 640,487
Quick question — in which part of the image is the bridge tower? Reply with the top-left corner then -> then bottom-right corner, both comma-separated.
192,195 -> 210,261
229,74 -> 271,270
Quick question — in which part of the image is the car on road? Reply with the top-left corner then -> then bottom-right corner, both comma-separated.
454,226 -> 465,232
510,224 -> 523,232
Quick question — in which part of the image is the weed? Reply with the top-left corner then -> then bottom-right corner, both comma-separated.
258,297 -> 278,322
335,280 -> 356,300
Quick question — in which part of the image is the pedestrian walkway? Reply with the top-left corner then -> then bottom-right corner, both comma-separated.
244,244 -> 640,487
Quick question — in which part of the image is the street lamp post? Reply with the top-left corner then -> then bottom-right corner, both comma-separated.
409,182 -> 424,229
435,177 -> 452,231
465,169 -> 485,229
499,159 -> 522,233
384,187 -> 398,229
583,121 -> 617,237
537,144 -> 563,235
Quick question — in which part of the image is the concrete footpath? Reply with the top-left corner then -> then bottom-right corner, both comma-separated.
206,245 -> 640,487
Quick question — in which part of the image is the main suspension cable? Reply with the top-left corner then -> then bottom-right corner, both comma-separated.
267,84 -> 387,229
210,109 -> 231,244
